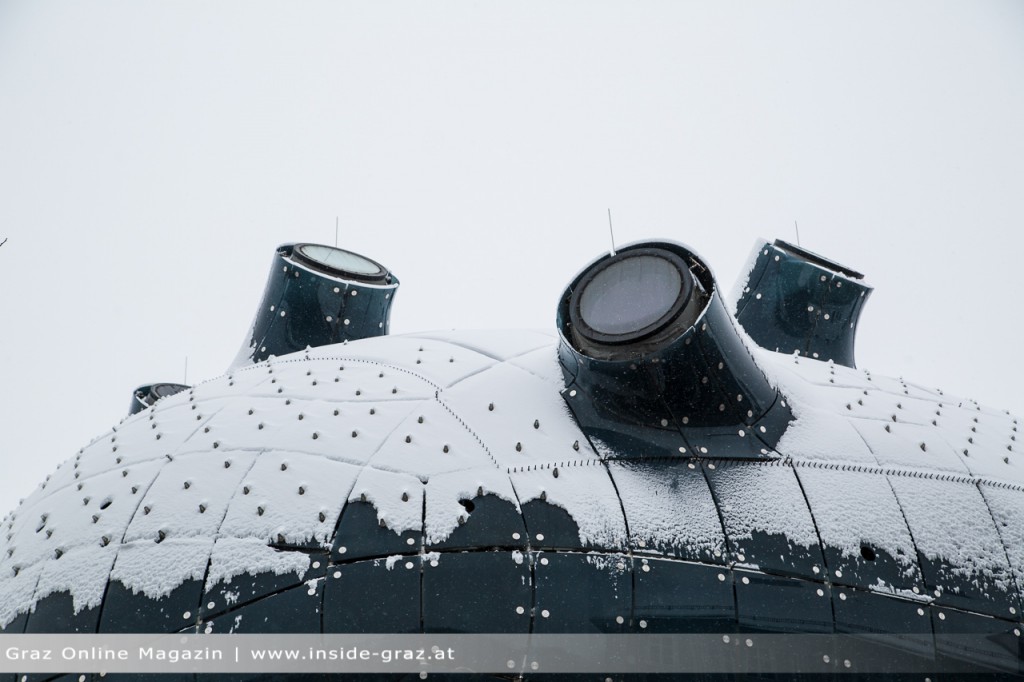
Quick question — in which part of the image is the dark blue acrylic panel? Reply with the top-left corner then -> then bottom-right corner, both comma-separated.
734,571 -> 833,634
24,591 -> 100,634
423,551 -> 530,633
734,240 -> 871,368
608,460 -> 727,565
748,395 -> 796,451
99,578 -> 204,633
632,558 -> 735,633
533,552 -> 631,634
932,607 -> 1022,677
920,552 -> 1021,621
331,500 -> 422,562
694,296 -> 779,420
888,476 -> 1019,620
322,557 -> 420,634
556,241 -> 789,461
0,610 -> 27,633
201,553 -> 327,621
832,587 -> 935,679
704,461 -> 825,580
202,578 -> 324,634
797,467 -> 923,594
240,245 -> 397,365
822,540 -> 926,596
833,588 -> 933,637
425,494 -> 527,553
519,500 -> 587,551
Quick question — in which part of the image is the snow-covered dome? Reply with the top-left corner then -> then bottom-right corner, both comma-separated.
1,240 -> 1021,678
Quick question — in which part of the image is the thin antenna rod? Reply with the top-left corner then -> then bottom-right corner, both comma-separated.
607,209 -> 616,257
0,237 -> 7,248
184,356 -> 189,385
794,221 -> 801,247
335,217 -> 339,247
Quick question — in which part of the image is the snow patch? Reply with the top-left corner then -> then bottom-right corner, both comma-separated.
728,238 -> 770,314
206,538 -> 309,587
511,466 -> 626,548
35,545 -> 118,614
110,538 -> 213,600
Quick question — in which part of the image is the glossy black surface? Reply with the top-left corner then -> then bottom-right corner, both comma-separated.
99,578 -> 203,633
322,557 -> 420,634
705,460 -> 825,579
9,239 -> 1023,680
632,559 -> 734,633
204,578 -> 325,634
202,552 -> 329,622
236,243 -> 398,366
127,383 -> 189,416
533,552 -> 631,634
11,489 -> 1024,678
609,459 -> 726,564
933,607 -> 1022,676
331,498 -> 421,562
425,494 -> 527,552
24,591 -> 100,634
423,551 -> 531,633
735,239 -> 872,368
557,241 -> 793,460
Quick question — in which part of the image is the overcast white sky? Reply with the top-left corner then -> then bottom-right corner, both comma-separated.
0,1 -> 1022,515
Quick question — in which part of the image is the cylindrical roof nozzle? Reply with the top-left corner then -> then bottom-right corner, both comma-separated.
557,240 -> 792,460
128,383 -> 189,416
734,239 -> 871,368
232,243 -> 399,368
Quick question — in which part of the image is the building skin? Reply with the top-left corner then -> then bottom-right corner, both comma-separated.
1,240 -> 1021,681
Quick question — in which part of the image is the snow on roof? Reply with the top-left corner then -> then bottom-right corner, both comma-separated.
0,328 -> 1020,626
111,538 -> 213,599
